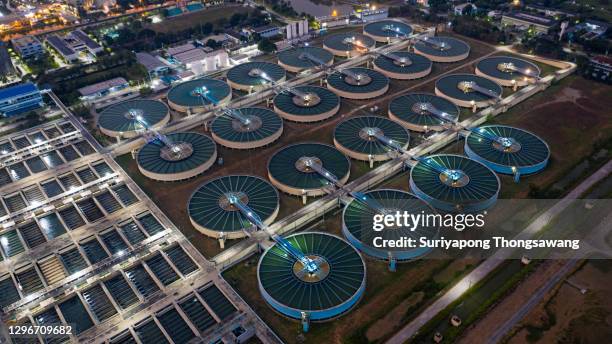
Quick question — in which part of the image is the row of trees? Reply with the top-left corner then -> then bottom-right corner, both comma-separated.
103,8 -> 269,52
452,17 -> 510,44
37,50 -> 147,105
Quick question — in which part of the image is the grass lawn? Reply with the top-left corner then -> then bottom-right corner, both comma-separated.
148,5 -> 251,34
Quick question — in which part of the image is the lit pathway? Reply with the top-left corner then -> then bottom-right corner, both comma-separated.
386,159 -> 612,344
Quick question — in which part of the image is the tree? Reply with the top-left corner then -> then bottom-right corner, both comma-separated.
139,87 -> 153,96
462,4 -> 474,16
258,38 -> 276,53
206,39 -> 221,49
202,22 -> 213,35
428,0 -> 450,14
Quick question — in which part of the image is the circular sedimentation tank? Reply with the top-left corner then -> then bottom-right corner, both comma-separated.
388,93 -> 460,132
363,20 -> 413,42
413,36 -> 470,63
475,56 -> 541,87
326,67 -> 389,99
277,46 -> 334,73
97,99 -> 170,138
333,116 -> 409,162
464,125 -> 550,176
268,143 -> 350,196
137,132 -> 217,181
188,175 -> 279,239
273,86 -> 340,122
372,51 -> 432,80
342,189 -> 439,261
409,154 -> 500,213
167,78 -> 232,114
211,107 -> 283,149
323,32 -> 376,57
435,74 -> 502,108
258,232 -> 366,321
226,61 -> 286,92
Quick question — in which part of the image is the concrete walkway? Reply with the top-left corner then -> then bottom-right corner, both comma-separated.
386,159 -> 612,344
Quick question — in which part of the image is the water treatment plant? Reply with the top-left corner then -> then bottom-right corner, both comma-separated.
322,32 -> 376,57
372,51 -> 432,80
277,46 -> 334,73
167,78 -> 233,114
1,9 -> 599,344
388,93 -> 460,132
97,99 -> 170,139
326,67 -> 389,99
273,86 -> 340,122
363,20 -> 413,42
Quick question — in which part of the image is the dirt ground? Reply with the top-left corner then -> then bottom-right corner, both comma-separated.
506,260 -> 612,343
147,5 -> 250,34
491,76 -> 612,198
224,251 -> 475,344
458,260 -> 567,343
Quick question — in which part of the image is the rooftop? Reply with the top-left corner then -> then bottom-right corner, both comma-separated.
503,12 -> 557,27
71,30 -> 102,51
11,36 -> 41,47
136,52 -> 167,72
77,77 -> 128,97
167,43 -> 197,56
0,83 -> 39,100
174,48 -> 207,64
46,35 -> 76,56
592,55 -> 612,66
252,25 -> 279,34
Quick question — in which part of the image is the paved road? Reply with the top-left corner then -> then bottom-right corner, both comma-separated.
386,159 -> 612,344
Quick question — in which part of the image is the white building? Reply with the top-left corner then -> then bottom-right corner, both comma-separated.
286,20 -> 309,40
168,43 -> 229,75
317,15 -> 350,29
11,36 -> 44,59
77,77 -> 129,101
356,8 -> 389,22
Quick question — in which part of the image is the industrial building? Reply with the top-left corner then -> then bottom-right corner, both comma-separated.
45,30 -> 104,63
71,30 -> 104,55
501,12 -> 558,34
136,52 -> 171,78
0,82 -> 44,117
586,55 -> 612,83
357,8 -> 390,22
45,34 -> 78,63
0,118 -> 268,343
10,36 -> 44,59
245,25 -> 282,39
77,77 -> 129,102
167,42 -> 230,76
286,20 -> 310,41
